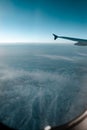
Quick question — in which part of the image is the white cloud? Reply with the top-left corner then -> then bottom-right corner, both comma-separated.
0,63 -> 87,129
37,54 -> 75,62
77,52 -> 87,57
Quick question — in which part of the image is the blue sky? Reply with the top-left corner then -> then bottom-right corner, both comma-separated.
0,0 -> 87,43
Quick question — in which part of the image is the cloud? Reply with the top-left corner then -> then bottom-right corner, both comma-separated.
0,65 -> 77,129
65,74 -> 87,122
0,63 -> 87,130
37,54 -> 75,62
77,52 -> 87,57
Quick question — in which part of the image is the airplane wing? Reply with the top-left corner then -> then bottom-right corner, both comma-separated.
53,34 -> 58,40
53,34 -> 87,46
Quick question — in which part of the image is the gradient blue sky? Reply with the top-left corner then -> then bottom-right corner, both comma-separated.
0,0 -> 87,43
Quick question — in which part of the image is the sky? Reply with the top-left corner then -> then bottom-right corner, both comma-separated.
0,0 -> 87,43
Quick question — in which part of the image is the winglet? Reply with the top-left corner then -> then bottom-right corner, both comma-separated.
53,34 -> 58,40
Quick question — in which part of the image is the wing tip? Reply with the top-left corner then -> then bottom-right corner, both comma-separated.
52,33 -> 58,40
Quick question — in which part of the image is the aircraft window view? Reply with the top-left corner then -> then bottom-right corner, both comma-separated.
0,0 -> 87,130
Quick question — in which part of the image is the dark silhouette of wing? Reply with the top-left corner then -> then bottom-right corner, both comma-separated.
53,34 -> 87,46
53,34 -> 58,40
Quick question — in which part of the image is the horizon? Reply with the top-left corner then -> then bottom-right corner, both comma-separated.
0,40 -> 75,45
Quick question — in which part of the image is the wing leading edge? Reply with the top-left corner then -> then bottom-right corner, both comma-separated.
53,34 -> 87,46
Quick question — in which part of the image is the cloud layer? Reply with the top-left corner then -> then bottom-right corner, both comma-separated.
0,45 -> 87,130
